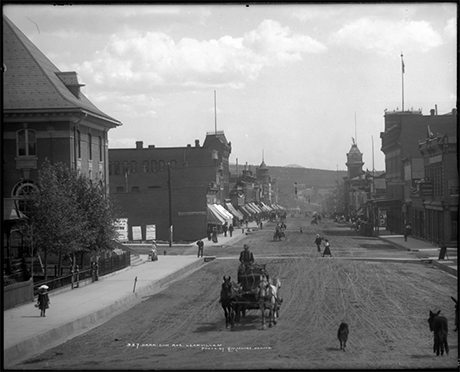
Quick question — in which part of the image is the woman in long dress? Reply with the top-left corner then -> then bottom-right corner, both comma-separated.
323,239 -> 332,257
37,286 -> 50,317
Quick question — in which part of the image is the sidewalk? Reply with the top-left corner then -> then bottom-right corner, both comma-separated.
377,232 -> 458,277
3,221 -> 261,368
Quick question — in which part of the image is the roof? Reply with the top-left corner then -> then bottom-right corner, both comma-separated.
2,15 -> 121,127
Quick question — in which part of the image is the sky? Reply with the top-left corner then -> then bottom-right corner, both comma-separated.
3,3 -> 457,171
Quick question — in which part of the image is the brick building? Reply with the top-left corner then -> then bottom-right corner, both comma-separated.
417,129 -> 458,246
108,132 -> 232,242
376,107 -> 457,235
3,15 -> 121,275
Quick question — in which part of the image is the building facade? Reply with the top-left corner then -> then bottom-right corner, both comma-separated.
377,108 -> 457,235
108,132 -> 232,242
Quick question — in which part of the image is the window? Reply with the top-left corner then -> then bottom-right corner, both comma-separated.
170,159 -> 177,168
99,136 -> 103,161
123,161 -> 129,175
151,160 -> 157,172
88,133 -> 92,160
116,186 -> 124,193
12,180 -> 38,214
132,186 -> 140,193
130,161 -> 137,173
76,130 -> 81,158
143,161 -> 149,172
159,160 -> 165,171
17,129 -> 36,156
114,161 -> 120,175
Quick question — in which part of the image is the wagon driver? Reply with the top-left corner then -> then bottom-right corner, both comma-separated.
239,244 -> 254,267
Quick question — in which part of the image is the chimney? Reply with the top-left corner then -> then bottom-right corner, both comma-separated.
148,145 -> 155,148
430,109 -> 435,116
452,108 -> 457,116
187,144 -> 191,147
195,139 -> 200,148
136,141 -> 143,149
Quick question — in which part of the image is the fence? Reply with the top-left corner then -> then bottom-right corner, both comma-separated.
4,252 -> 131,310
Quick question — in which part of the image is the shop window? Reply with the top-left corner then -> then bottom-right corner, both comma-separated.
17,129 -> 36,156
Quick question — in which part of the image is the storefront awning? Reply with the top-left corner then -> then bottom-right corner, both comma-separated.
214,204 -> 233,224
207,204 -> 226,225
226,203 -> 244,220
245,203 -> 258,214
239,205 -> 252,218
250,202 -> 263,214
3,199 -> 26,221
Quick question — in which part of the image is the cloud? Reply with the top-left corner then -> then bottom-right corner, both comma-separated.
331,18 -> 443,55
75,19 -> 326,93
444,17 -> 456,39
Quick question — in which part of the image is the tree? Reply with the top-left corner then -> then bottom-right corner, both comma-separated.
18,159 -> 119,279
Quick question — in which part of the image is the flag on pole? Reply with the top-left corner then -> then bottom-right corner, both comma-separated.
401,53 -> 405,74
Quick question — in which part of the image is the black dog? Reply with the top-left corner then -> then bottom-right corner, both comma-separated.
337,322 -> 349,351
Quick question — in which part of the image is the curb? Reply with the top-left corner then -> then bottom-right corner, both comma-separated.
378,237 -> 457,277
4,258 -> 206,368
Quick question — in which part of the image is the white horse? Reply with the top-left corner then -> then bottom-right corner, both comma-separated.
270,277 -> 282,319
257,275 -> 282,329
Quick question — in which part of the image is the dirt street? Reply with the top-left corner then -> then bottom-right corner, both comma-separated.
14,217 -> 457,370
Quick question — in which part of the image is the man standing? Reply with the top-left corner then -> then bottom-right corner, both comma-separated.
229,224 -> 234,237
314,234 -> 323,253
223,222 -> 228,237
404,224 -> 411,242
196,239 -> 204,258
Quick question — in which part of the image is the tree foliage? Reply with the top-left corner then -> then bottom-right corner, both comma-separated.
18,159 -> 119,261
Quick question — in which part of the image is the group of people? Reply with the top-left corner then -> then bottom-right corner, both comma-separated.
314,234 -> 332,257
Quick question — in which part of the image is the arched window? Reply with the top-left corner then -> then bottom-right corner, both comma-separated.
159,160 -> 165,171
76,130 -> 81,158
143,160 -> 149,172
88,133 -> 92,160
17,129 -> 36,156
170,159 -> 177,168
151,160 -> 157,172
123,161 -> 129,175
114,161 -> 120,175
99,136 -> 103,161
12,180 -> 38,214
130,161 -> 137,173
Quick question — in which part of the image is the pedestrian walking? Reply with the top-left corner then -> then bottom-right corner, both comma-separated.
322,239 -> 332,257
207,226 -> 212,241
196,239 -> 204,258
229,224 -> 234,237
212,227 -> 218,243
404,224 -> 411,242
37,285 -> 50,317
314,234 -> 323,253
223,222 -> 228,237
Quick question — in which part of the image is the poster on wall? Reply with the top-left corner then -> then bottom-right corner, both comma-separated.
114,218 -> 128,242
146,224 -> 156,240
132,226 -> 142,241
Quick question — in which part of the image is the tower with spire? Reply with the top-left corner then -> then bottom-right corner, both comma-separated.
346,137 -> 364,179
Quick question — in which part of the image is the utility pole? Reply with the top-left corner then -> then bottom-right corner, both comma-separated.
167,163 -> 172,247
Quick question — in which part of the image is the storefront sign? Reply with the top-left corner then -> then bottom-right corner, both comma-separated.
420,182 -> 433,196
114,218 -> 128,242
132,226 -> 142,241
146,224 -> 156,240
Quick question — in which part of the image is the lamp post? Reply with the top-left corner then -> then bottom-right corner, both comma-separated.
167,163 -> 172,247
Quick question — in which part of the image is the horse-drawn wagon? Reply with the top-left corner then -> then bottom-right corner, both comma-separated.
220,263 -> 282,330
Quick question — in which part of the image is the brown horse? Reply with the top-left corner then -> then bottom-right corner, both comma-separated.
427,310 -> 449,356
220,276 -> 237,329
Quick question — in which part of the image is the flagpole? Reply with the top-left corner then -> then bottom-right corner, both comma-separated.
401,53 -> 405,112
